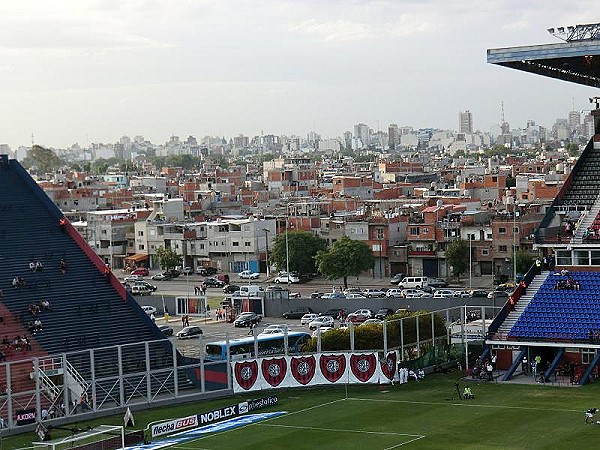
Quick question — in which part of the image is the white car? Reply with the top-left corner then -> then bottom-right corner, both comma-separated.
300,313 -> 319,325
386,288 -> 404,298
453,290 -> 471,298
403,289 -> 426,298
308,316 -> 334,330
312,327 -> 333,337
142,305 -> 157,316
360,318 -> 383,326
433,289 -> 455,298
238,270 -> 260,280
345,293 -> 367,299
259,324 -> 289,335
362,289 -> 386,298
274,273 -> 300,284
124,274 -> 144,283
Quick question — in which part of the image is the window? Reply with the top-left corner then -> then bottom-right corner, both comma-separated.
556,250 -> 571,266
574,250 -> 589,266
513,227 -> 519,233
200,244 -> 205,250
376,228 -> 384,239
244,242 -> 251,247
139,244 -> 145,250
498,227 -> 506,234
487,233 -> 493,240
499,245 -> 507,252
410,227 -> 420,235
481,249 -> 489,256
232,241 -> 239,247
138,231 -> 144,236
582,348 -> 595,364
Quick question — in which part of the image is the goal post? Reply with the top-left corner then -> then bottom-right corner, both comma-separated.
32,424 -> 125,450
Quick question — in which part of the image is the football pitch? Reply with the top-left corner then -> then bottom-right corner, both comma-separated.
9,372 -> 600,449
142,373 -> 600,450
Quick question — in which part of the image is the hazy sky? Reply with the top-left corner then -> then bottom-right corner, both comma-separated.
0,0 -> 597,148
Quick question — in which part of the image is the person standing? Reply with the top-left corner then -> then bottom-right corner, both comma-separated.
522,356 -> 529,375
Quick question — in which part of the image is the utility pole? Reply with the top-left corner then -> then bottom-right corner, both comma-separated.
263,228 -> 270,278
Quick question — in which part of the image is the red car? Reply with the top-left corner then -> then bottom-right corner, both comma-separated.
347,309 -> 373,324
130,267 -> 149,276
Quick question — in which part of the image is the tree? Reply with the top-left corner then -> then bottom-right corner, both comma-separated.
512,248 -> 534,275
22,145 -> 63,173
155,246 -> 182,270
315,236 -> 375,289
445,239 -> 469,281
270,231 -> 327,276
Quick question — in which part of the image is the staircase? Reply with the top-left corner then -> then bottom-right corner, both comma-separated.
498,271 -> 549,335
573,195 -> 600,243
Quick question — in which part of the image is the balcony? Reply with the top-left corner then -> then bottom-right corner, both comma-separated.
408,249 -> 436,256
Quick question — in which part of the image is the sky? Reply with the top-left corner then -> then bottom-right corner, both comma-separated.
0,0 -> 597,148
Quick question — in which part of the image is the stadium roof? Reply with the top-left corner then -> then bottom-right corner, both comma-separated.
487,40 -> 600,88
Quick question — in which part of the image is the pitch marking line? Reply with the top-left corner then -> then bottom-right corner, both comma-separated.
346,397 -> 581,413
170,398 -> 347,447
258,423 -> 426,448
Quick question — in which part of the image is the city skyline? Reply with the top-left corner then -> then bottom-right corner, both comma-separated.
0,0 -> 597,148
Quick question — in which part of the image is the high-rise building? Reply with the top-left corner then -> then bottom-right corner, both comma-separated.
459,111 -> 473,134
388,124 -> 399,149
568,110 -> 581,133
353,123 -> 370,148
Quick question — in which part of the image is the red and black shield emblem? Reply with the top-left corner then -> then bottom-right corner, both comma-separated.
380,352 -> 397,381
290,355 -> 316,385
319,354 -> 346,383
350,353 -> 377,382
261,358 -> 287,387
234,360 -> 258,390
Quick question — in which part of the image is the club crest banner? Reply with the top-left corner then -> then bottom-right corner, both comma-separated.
232,352 -> 387,392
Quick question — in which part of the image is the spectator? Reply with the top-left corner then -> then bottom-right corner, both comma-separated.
59,259 -> 67,274
35,261 -> 43,272
29,261 -> 35,272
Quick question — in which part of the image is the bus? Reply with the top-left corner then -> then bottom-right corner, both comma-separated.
205,331 -> 311,361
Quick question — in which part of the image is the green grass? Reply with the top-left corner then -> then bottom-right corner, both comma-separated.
9,372 -> 600,449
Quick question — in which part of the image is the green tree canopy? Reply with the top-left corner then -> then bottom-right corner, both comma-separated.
22,145 -> 63,173
315,236 -> 375,289
155,246 -> 182,270
445,239 -> 469,281
512,248 -> 534,275
270,230 -> 327,276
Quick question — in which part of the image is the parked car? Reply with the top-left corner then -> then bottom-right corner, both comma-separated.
283,307 -> 313,319
158,324 -> 174,336
274,273 -> 300,284
165,268 -> 181,278
402,289 -> 427,298
142,305 -> 157,316
196,266 -> 218,276
266,285 -> 288,292
223,284 -> 241,294
124,274 -> 145,283
390,273 -> 405,284
347,309 -> 373,323
176,326 -> 203,339
375,308 -> 395,320
433,289 -> 455,299
233,312 -> 262,327
361,318 -> 383,326
345,293 -> 366,299
344,287 -> 363,295
386,288 -> 404,298
300,313 -> 319,325
362,289 -> 386,298
259,324 -> 289,335
320,308 -> 345,318
238,270 -> 260,280
130,267 -> 149,276
428,278 -> 448,288
133,280 -> 157,292
151,272 -> 172,281
488,291 -> 509,300
320,292 -> 346,299
203,277 -> 226,288
311,326 -> 334,337
181,266 -> 194,275
310,292 -> 322,299
468,289 -> 489,298
308,316 -> 334,330
131,285 -> 154,296
453,290 -> 471,298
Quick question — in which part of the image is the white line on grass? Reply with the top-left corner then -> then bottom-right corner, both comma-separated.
346,397 -> 581,413
167,398 -> 348,448
259,423 -> 424,437
383,435 -> 426,449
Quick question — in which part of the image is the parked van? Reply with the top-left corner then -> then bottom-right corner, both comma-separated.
398,276 -> 428,289
237,285 -> 264,297
131,285 -> 154,296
